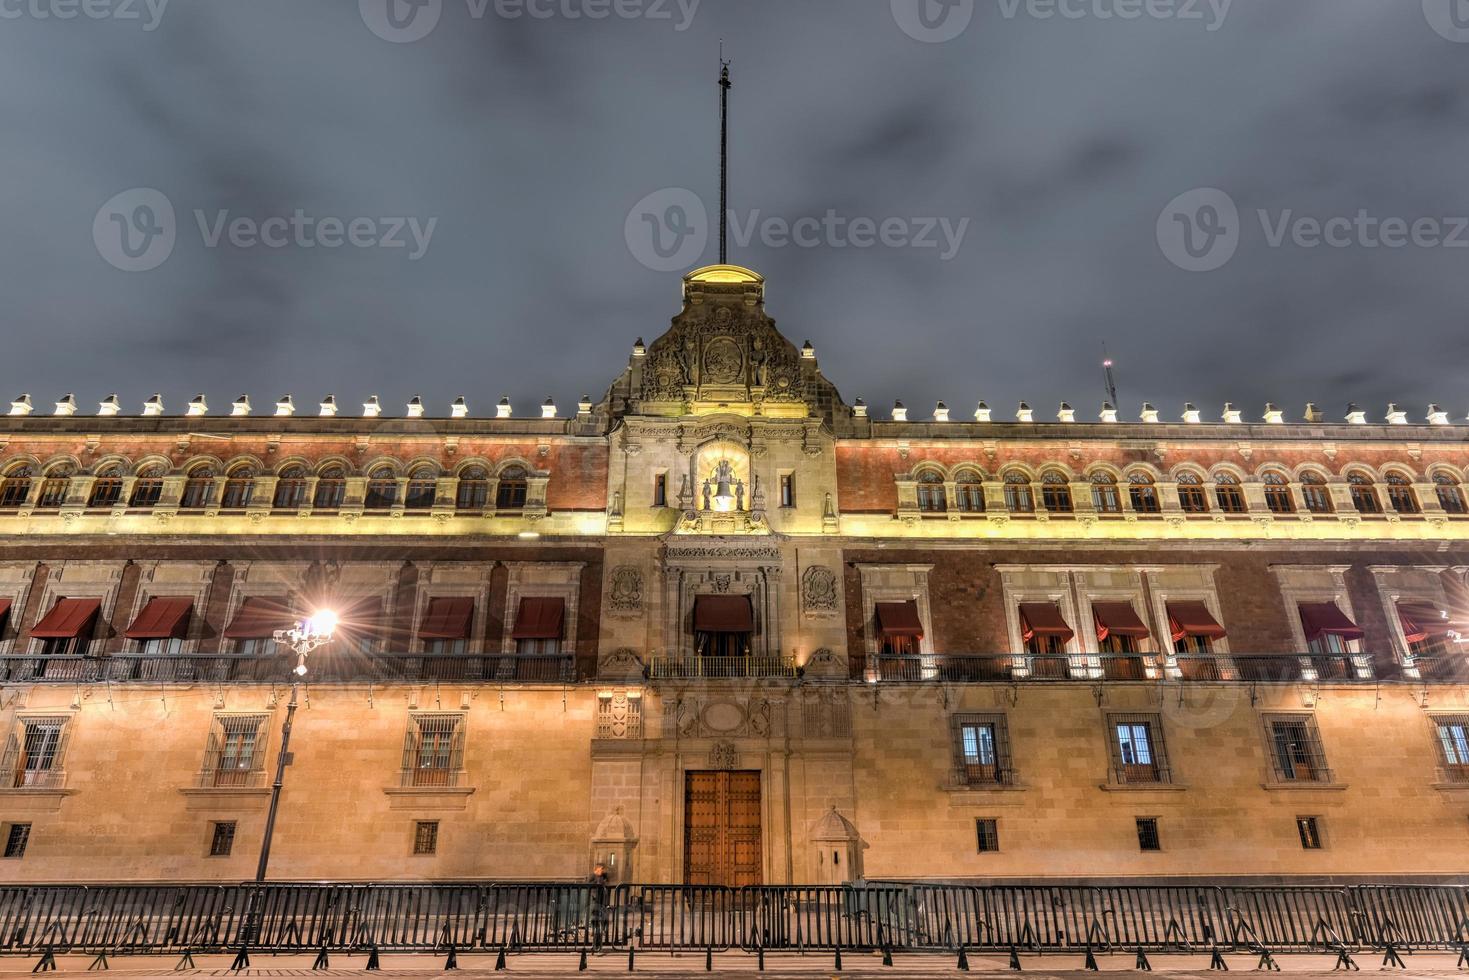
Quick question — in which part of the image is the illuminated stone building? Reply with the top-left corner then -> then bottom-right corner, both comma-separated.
2,264 -> 1468,885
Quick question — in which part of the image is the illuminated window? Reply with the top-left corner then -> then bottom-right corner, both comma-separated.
273,466 -> 308,510
313,466 -> 346,511
496,466 -> 528,510
1435,473 -> 1466,515
204,714 -> 267,788
219,466 -> 256,510
1263,472 -> 1294,514
88,467 -> 124,509
1348,473 -> 1382,514
5,716 -> 70,789
457,467 -> 489,511
1003,472 -> 1034,514
779,473 -> 796,508
1214,474 -> 1247,514
1386,473 -> 1420,515
129,466 -> 165,508
405,466 -> 438,510
1176,472 -> 1208,514
1091,473 -> 1122,514
1041,471 -> 1072,513
1128,473 -> 1160,514
952,714 -> 1012,786
403,714 -> 465,788
1434,716 -> 1469,783
1108,714 -> 1169,784
1296,816 -> 1323,850
364,467 -> 398,510
180,466 -> 216,510
916,470 -> 946,513
1301,473 -> 1333,514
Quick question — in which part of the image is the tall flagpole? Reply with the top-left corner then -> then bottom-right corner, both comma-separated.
719,49 -> 731,265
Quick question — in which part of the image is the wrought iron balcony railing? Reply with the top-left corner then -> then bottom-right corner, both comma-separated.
0,652 -> 576,685
645,654 -> 797,679
863,652 -> 1469,684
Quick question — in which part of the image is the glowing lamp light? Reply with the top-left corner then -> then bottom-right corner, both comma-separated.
306,610 -> 339,637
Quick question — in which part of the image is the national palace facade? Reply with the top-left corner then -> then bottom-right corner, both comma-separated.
2,265 -> 1468,885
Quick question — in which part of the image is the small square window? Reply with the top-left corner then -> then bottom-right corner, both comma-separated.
1297,816 -> 1323,850
975,818 -> 999,853
209,821 -> 236,857
4,823 -> 31,858
1136,817 -> 1161,851
414,820 -> 439,855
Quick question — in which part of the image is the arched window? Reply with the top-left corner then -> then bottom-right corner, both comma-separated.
0,466 -> 33,508
1091,472 -> 1121,514
1348,472 -> 1382,515
915,470 -> 946,514
1003,472 -> 1034,514
1177,472 -> 1208,514
405,466 -> 438,510
1041,471 -> 1073,513
954,470 -> 985,513
364,466 -> 398,510
32,465 -> 73,510
456,466 -> 489,511
1263,472 -> 1294,514
130,465 -> 165,508
273,466 -> 309,510
1435,472 -> 1467,515
313,466 -> 346,511
1128,473 -> 1160,514
180,466 -> 216,510
88,466 -> 124,508
220,466 -> 256,510
1214,473 -> 1247,514
496,465 -> 529,510
1386,473 -> 1420,515
1301,473 -> 1333,514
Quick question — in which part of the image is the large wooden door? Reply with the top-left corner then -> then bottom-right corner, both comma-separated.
684,771 -> 762,887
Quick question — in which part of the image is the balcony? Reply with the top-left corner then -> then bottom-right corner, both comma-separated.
645,654 -> 797,680
0,652 -> 577,685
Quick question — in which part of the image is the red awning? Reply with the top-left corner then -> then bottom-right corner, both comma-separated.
0,596 -> 11,626
30,597 -> 102,639
693,595 -> 754,633
124,597 -> 194,639
875,600 -> 924,638
1019,602 -> 1075,644
1396,601 -> 1456,644
1166,600 -> 1228,643
223,596 -> 295,639
1092,601 -> 1151,641
418,597 -> 474,640
1298,602 -> 1365,643
511,597 -> 566,640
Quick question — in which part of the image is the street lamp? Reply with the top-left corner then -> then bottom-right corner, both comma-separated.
253,609 -> 336,883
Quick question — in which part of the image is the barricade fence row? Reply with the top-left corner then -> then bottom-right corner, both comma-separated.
1,882 -> 1466,956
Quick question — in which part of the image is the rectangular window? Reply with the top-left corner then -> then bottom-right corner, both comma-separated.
653,473 -> 668,508
209,821 -> 236,857
1267,714 -> 1331,783
1297,816 -> 1323,850
414,820 -> 439,855
975,818 -> 1000,853
4,823 -> 30,858
3,716 -> 70,789
780,474 -> 796,508
1136,817 -> 1161,851
951,714 -> 1012,786
403,714 -> 465,788
1108,714 -> 1169,784
1434,716 -> 1469,783
205,714 -> 268,788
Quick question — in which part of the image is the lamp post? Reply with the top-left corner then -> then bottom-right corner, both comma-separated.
254,609 -> 336,883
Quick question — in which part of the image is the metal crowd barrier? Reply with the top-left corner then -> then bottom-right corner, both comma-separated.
2,882 -> 1467,958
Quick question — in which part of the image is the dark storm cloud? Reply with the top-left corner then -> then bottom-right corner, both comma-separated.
2,0 -> 1467,423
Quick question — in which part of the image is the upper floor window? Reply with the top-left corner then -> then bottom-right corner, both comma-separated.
33,466 -> 72,510
1041,471 -> 1072,514
1214,473 -> 1247,514
1108,714 -> 1169,785
313,466 -> 346,511
1386,473 -> 1420,515
1128,473 -> 1160,514
219,467 -> 256,510
456,467 -> 489,511
129,466 -> 165,508
180,467 -> 216,510
1266,714 -> 1331,783
496,466 -> 529,510
779,473 -> 796,508
2,716 -> 71,790
1435,473 -> 1467,515
1434,715 -> 1469,784
1301,473 -> 1334,514
405,466 -> 438,510
1263,472 -> 1295,515
1348,473 -> 1382,514
1090,473 -> 1121,514
1003,472 -> 1034,514
954,471 -> 985,513
1176,472 -> 1208,514
364,467 -> 398,510
401,713 -> 466,788
273,466 -> 308,510
88,466 -> 124,509
203,714 -> 268,788
915,470 -> 946,514
0,466 -> 32,508
951,714 -> 1013,786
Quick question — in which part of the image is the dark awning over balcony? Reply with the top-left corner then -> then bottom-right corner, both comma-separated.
1166,601 -> 1228,642
1092,602 -> 1150,641
1396,601 -> 1458,643
124,597 -> 193,639
223,596 -> 294,639
693,595 -> 754,633
1019,602 -> 1074,644
875,600 -> 924,638
1298,602 -> 1364,643
511,597 -> 565,640
0,596 -> 11,627
30,597 -> 101,638
418,597 -> 474,640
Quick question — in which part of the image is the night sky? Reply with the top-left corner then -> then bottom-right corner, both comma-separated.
4,0 -> 1467,423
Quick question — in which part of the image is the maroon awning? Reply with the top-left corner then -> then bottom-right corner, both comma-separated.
693,595 -> 754,633
30,598 -> 102,639
1166,600 -> 1228,643
511,597 -> 565,640
0,596 -> 11,628
1396,601 -> 1456,644
875,600 -> 924,638
222,596 -> 295,639
1092,601 -> 1150,641
1298,602 -> 1364,643
1019,602 -> 1074,643
124,597 -> 193,639
418,597 -> 474,640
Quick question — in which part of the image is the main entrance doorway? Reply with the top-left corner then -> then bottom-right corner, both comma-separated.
683,771 -> 762,886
